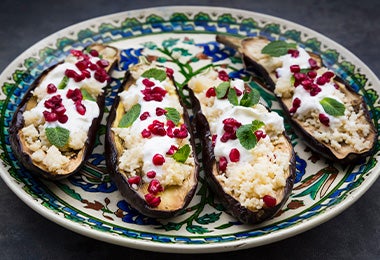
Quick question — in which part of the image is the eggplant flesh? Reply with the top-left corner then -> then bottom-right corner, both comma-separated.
187,70 -> 295,224
105,63 -> 199,218
9,44 -> 120,180
216,35 -> 377,164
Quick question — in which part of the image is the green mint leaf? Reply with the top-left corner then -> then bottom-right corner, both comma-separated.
240,88 -> 260,107
165,107 -> 181,125
45,126 -> 70,148
261,41 -> 297,57
236,124 -> 257,150
172,144 -> 191,163
118,103 -> 141,128
81,88 -> 95,101
58,76 -> 69,89
320,97 -> 345,116
227,87 -> 238,105
251,120 -> 265,132
141,68 -> 167,82
216,81 -> 230,99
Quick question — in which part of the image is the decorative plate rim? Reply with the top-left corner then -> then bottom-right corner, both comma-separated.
0,5 -> 379,253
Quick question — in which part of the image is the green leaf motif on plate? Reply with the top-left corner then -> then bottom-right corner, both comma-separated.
194,12 -> 212,23
263,23 -> 280,34
172,47 -> 191,56
240,18 -> 258,30
304,38 -> 321,52
352,73 -> 368,88
217,13 -> 237,25
2,82 -> 16,96
142,41 -> 158,50
38,47 -> 55,59
323,49 -> 340,65
99,23 -> 117,33
162,38 -> 180,48
24,57 -> 38,69
186,225 -> 210,234
78,29 -> 94,40
283,30 -> 301,42
146,14 -> 165,24
56,182 -> 82,201
122,18 -> 142,29
170,13 -> 189,23
196,212 -> 222,224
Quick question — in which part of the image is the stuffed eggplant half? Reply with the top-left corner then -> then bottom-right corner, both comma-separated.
9,44 -> 119,180
105,63 -> 199,218
188,68 -> 295,224
216,35 -> 377,164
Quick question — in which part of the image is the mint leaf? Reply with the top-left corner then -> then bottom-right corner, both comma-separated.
165,107 -> 181,125
58,76 -> 69,89
45,126 -> 70,148
236,124 -> 257,150
227,87 -> 238,105
251,120 -> 265,132
81,88 -> 95,101
216,81 -> 230,99
118,103 -> 141,128
261,41 -> 297,57
141,68 -> 167,82
172,144 -> 191,163
240,88 -> 260,107
320,97 -> 345,116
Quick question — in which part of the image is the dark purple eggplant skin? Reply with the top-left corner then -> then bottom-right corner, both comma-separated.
105,71 -> 199,219
9,46 -> 119,180
216,35 -> 378,164
187,85 -> 296,224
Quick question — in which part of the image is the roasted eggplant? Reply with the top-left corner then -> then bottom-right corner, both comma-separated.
216,35 -> 377,164
10,44 -> 120,180
105,62 -> 199,218
188,68 -> 295,224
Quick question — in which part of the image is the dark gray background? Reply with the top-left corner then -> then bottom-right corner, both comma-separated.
0,0 -> 379,259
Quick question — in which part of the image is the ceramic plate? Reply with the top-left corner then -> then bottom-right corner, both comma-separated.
0,6 -> 379,253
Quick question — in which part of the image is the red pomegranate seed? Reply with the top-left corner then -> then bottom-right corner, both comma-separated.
156,107 -> 167,116
140,111 -> 150,120
301,79 -> 312,90
166,120 -> 175,128
89,49 -> 99,57
96,59 -> 109,68
222,118 -> 242,127
66,88 -> 83,102
94,70 -> 107,83
166,67 -> 174,78
322,71 -> 335,79
58,114 -> 68,124
54,105 -> 66,115
46,83 -> 57,94
263,195 -> 277,207
229,148 -> 240,162
76,102 -> 86,115
294,72 -> 306,82
127,176 -> 141,185
219,156 -> 228,172
141,129 -> 151,138
287,49 -> 299,58
319,113 -> 330,126
308,58 -> 319,69
148,179 -> 164,195
70,49 -> 83,57
166,145 -> 178,155
316,76 -> 327,85
221,132 -> 235,142
146,171 -> 156,179
152,154 -> 165,166
142,78 -> 155,88
233,87 -> 243,96
43,111 -> 58,122
307,70 -> 317,79
89,63 -> 98,71
205,87 -> 216,98
310,85 -> 321,96
292,97 -> 301,108
290,64 -> 300,73
218,70 -> 229,81
144,193 -> 161,207
75,60 -> 89,71
334,83 -> 340,89
81,69 -> 91,79
254,130 -> 266,141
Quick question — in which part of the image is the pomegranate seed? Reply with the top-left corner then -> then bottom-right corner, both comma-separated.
66,88 -> 83,102
89,63 -> 98,71
205,87 -> 216,98
43,111 -> 57,122
166,67 -> 174,78
308,58 -> 319,69
229,148 -> 240,162
140,111 -> 150,120
144,193 -> 161,207
166,120 -> 175,128
294,72 -> 306,82
142,78 -> 155,88
127,176 -> 141,185
319,113 -> 330,126
301,79 -> 312,89
141,129 -> 151,138
166,127 -> 174,138
219,156 -> 228,172
263,195 -> 277,207
233,87 -> 243,96
94,70 -> 107,83
316,76 -> 327,85
46,83 -> 57,94
152,154 -> 165,166
290,64 -> 300,73
287,49 -> 299,58
334,83 -> 340,89
54,106 -> 66,115
221,132 -> 235,142
89,49 -> 99,57
146,171 -> 156,179
82,69 -> 91,78
148,179 -> 164,195
254,130 -> 266,141
57,114 -> 68,124
156,107 -> 167,116
310,85 -> 321,96
70,49 -> 83,57
96,59 -> 109,68
75,60 -> 89,70
322,71 -> 335,79
76,102 -> 86,115
166,145 -> 178,155
292,97 -> 301,108
218,70 -> 229,81
222,118 -> 242,127
307,70 -> 317,79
